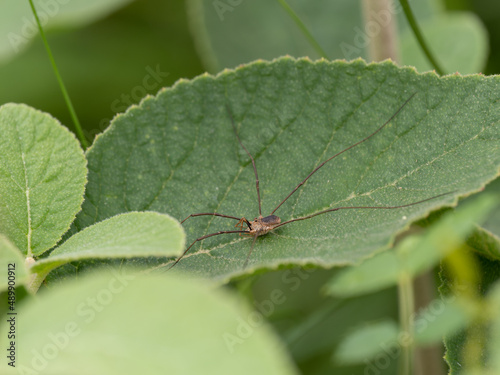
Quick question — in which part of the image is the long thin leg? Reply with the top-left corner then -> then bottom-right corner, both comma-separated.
243,235 -> 258,269
274,191 -> 453,229
168,230 -> 247,270
225,103 -> 262,217
271,93 -> 417,215
181,212 -> 244,224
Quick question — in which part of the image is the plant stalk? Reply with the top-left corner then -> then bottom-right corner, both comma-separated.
276,0 -> 329,59
399,0 -> 445,75
27,0 -> 88,148
398,273 -> 415,375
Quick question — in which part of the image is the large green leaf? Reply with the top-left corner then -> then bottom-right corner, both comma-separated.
0,272 -> 298,375
0,103 -> 87,257
74,58 -> 499,282
0,0 -> 134,63
31,212 -> 185,275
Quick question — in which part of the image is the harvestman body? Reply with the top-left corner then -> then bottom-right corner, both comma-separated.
169,94 -> 451,269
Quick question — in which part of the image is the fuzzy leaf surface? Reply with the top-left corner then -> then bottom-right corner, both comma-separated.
0,272 -> 298,375
32,212 -> 184,275
0,103 -> 86,256
75,58 -> 499,282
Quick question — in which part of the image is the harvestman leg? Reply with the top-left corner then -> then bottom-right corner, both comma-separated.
243,236 -> 258,269
270,93 -> 418,215
225,102 -> 263,217
181,213 -> 246,225
171,104 -> 266,268
273,192 -> 454,229
177,101 -> 264,230
167,230 -> 247,270
171,93 -> 451,269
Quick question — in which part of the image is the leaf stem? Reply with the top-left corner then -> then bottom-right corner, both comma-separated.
275,0 -> 330,60
27,0 -> 88,148
398,273 -> 415,375
399,0 -> 445,75
25,257 -> 48,294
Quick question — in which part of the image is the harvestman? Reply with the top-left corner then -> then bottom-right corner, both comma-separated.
169,93 -> 451,269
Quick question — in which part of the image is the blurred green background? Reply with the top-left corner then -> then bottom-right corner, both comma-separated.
0,0 -> 498,145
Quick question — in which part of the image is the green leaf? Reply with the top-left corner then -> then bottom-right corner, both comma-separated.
324,250 -> 401,297
325,195 -> 497,297
0,0 -> 134,63
334,320 -> 399,365
31,212 -> 185,275
0,234 -> 29,292
400,12 -> 489,74
466,225 -> 500,261
75,58 -> 499,282
0,103 -> 87,257
0,271 -> 298,375
465,177 -> 500,260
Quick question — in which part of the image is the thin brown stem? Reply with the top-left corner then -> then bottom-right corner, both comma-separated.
226,103 -> 262,217
271,93 -> 417,215
274,192 -> 453,229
